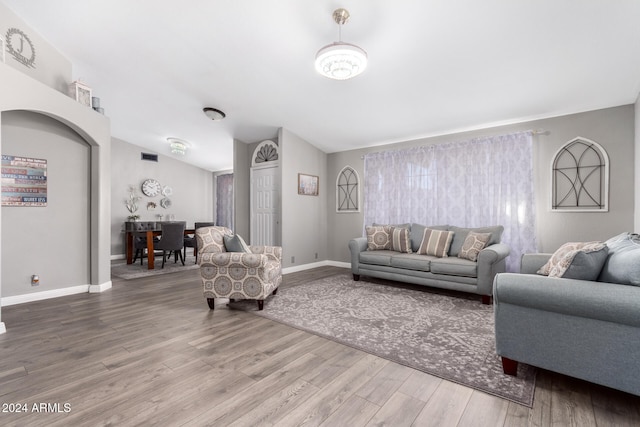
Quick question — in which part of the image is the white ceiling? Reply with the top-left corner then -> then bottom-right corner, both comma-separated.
4,0 -> 640,171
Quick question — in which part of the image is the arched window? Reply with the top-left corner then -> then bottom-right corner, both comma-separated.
336,166 -> 360,212
552,137 -> 609,211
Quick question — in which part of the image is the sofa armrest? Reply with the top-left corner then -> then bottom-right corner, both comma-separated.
476,243 -> 510,295
348,237 -> 368,274
493,273 -> 640,327
520,253 -> 552,274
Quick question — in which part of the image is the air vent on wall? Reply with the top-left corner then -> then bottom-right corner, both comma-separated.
141,152 -> 158,162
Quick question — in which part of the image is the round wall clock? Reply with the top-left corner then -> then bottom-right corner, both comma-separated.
141,179 -> 161,197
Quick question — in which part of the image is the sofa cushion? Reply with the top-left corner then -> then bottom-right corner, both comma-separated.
359,250 -> 395,266
458,231 -> 491,262
548,243 -> 609,280
598,232 -> 640,286
430,257 -> 478,278
365,225 -> 392,250
389,226 -> 412,253
410,223 -> 449,253
389,253 -> 433,272
448,225 -> 504,256
538,241 -> 603,276
418,228 -> 454,257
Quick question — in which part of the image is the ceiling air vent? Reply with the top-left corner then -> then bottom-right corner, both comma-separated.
141,152 -> 158,162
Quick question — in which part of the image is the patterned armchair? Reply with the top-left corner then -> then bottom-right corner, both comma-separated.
196,226 -> 282,310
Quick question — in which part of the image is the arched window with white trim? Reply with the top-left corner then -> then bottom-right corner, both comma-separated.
336,166 -> 360,213
551,137 -> 609,211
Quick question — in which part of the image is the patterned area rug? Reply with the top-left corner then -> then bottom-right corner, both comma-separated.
111,254 -> 199,279
234,273 -> 536,407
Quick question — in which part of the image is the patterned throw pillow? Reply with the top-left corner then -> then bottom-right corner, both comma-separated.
366,225 -> 392,250
389,226 -> 412,253
458,231 -> 491,262
417,228 -> 454,257
538,241 -> 604,276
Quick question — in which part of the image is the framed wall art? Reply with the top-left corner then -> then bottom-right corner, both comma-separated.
1,155 -> 47,206
298,173 -> 319,196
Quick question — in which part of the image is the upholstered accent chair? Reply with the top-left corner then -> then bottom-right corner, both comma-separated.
183,221 -> 216,262
196,226 -> 282,310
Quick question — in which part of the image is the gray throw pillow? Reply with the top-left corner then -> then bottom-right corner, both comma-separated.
598,232 -> 640,285
548,243 -> 609,280
223,234 -> 251,253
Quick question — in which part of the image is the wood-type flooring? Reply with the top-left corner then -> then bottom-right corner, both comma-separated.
0,265 -> 638,426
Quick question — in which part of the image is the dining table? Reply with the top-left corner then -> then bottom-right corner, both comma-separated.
125,226 -> 195,270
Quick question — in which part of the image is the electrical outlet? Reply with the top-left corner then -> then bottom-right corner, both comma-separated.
315,252 -> 318,259
31,274 -> 40,286
291,256 -> 295,263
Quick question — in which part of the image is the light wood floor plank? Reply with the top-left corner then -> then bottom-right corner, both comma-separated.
0,265 -> 637,426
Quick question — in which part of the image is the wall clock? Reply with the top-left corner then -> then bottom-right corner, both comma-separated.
141,179 -> 161,197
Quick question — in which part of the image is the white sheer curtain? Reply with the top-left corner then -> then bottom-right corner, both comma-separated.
216,173 -> 234,230
363,131 -> 536,271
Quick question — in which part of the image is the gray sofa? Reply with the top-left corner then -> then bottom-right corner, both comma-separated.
349,224 -> 510,304
493,232 -> 640,396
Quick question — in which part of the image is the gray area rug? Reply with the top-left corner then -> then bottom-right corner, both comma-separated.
234,273 -> 536,407
111,254 -> 199,279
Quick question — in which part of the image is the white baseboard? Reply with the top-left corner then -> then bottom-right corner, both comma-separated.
111,254 -> 126,261
1,280 -> 112,307
282,260 -> 350,275
89,280 -> 112,293
0,322 -> 6,335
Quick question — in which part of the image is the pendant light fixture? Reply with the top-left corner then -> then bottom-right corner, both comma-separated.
315,8 -> 368,80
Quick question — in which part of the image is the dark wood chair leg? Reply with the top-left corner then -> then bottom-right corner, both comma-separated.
501,357 -> 518,376
257,300 -> 264,310
353,274 -> 360,281
207,298 -> 215,310
481,295 -> 492,305
179,249 -> 185,266
161,250 -> 166,268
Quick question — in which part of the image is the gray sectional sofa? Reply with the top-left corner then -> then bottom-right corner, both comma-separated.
349,224 -> 510,304
494,232 -> 640,396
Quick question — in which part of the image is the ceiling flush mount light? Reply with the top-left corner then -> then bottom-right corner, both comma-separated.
167,137 -> 190,155
203,107 -> 226,121
315,8 -> 368,80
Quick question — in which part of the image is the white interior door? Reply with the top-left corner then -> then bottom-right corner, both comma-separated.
250,165 -> 280,246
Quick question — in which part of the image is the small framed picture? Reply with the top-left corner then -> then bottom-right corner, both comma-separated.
298,173 -> 319,196
68,80 -> 92,107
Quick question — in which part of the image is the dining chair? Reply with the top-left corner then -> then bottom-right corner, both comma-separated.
184,221 -> 215,262
155,221 -> 186,268
131,221 -> 158,265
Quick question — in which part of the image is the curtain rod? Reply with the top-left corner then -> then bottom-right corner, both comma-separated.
359,129 -> 549,159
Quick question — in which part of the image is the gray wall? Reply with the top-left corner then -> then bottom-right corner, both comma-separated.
0,2 -> 72,94
233,138 -> 251,238
327,105 -> 635,264
1,111 -> 90,297
110,137 -> 214,256
635,95 -> 640,231
280,128 -> 327,268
